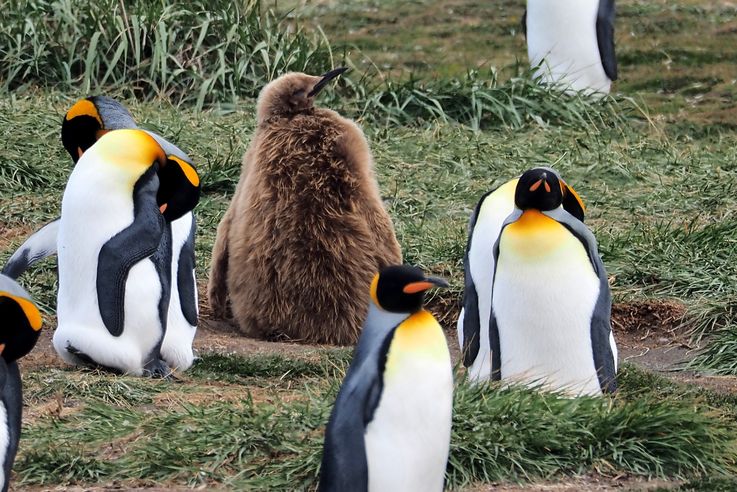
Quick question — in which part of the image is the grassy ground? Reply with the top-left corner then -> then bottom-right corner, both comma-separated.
2,0 -> 737,490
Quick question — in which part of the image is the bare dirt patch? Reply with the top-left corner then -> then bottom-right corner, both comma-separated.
468,475 -> 677,491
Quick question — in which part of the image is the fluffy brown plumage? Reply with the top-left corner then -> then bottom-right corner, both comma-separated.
208,70 -> 402,345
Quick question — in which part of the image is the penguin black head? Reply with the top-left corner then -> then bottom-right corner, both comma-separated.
62,97 -> 201,221
91,129 -> 201,221
61,96 -> 137,162
515,167 -> 565,212
256,67 -> 349,123
0,274 -> 42,364
370,265 -> 449,314
156,154 -> 201,222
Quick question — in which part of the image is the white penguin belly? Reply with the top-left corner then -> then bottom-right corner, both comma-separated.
365,313 -> 453,492
161,213 -> 197,371
493,212 -> 602,396
462,180 -> 517,382
0,401 -> 7,488
527,0 -> 611,94
55,163 -> 164,375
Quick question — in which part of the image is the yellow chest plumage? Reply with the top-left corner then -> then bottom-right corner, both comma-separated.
501,209 -> 588,263
384,310 -> 450,379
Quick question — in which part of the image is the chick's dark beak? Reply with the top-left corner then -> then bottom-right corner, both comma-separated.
307,67 -> 349,97
402,276 -> 450,294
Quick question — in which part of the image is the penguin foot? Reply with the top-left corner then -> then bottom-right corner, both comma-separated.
66,344 -> 124,375
143,358 -> 175,380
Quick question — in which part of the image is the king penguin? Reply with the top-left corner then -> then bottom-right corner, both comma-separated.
208,69 -> 402,345
0,273 -> 43,492
486,168 -> 617,395
458,171 -> 585,382
524,0 -> 617,94
54,129 -> 200,376
319,265 -> 452,492
3,96 -> 201,371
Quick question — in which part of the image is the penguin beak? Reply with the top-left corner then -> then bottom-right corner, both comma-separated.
402,276 -> 450,294
529,178 -> 551,193
307,67 -> 349,97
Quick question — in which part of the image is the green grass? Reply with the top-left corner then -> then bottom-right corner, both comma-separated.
14,360 -> 737,489
2,0 -> 737,489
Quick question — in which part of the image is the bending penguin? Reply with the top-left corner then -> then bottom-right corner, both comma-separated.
0,273 -> 43,492
54,129 -> 200,376
524,0 -> 617,94
3,96 -> 200,371
478,168 -> 616,396
458,172 -> 585,382
319,265 -> 452,492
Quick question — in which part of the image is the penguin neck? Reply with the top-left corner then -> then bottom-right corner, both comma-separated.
364,302 -> 410,335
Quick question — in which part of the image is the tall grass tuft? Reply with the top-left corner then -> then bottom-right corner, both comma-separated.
0,1 -> 628,129
338,67 -> 629,130
0,0 -> 334,108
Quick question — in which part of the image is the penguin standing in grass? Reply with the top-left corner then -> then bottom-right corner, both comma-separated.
0,273 -> 43,492
484,168 -> 617,395
208,69 -> 402,345
319,265 -> 452,492
524,0 -> 618,94
3,96 -> 201,371
458,171 -> 585,382
54,129 -> 200,376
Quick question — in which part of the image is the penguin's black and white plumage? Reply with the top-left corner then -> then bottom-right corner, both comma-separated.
3,96 -> 200,371
524,0 -> 617,94
478,168 -> 616,396
458,173 -> 585,382
0,273 -> 43,492
53,129 -> 199,376
319,265 -> 452,492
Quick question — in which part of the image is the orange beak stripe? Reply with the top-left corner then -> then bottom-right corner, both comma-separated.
159,203 -> 168,214
403,281 -> 435,294
529,179 -> 543,192
544,181 -> 551,193
0,344 -> 5,354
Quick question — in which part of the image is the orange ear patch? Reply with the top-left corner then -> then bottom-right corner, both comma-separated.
66,99 -> 102,125
168,156 -> 200,187
0,292 -> 42,331
403,281 -> 434,294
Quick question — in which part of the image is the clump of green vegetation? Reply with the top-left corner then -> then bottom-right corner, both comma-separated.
337,67 -> 629,130
15,360 -> 737,489
0,0 -> 628,130
0,0 -> 334,107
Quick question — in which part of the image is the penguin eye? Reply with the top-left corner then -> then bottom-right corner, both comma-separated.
293,89 -> 306,98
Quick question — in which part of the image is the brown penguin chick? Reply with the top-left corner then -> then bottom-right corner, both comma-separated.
208,69 -> 402,345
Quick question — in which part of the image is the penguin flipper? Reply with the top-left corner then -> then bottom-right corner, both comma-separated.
521,8 -> 527,37
548,208 -> 617,393
97,169 -> 166,337
461,247 -> 481,368
2,219 -> 59,280
2,362 -> 22,490
177,215 -> 198,326
319,327 -> 395,492
460,191 -> 493,368
596,0 -> 618,81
